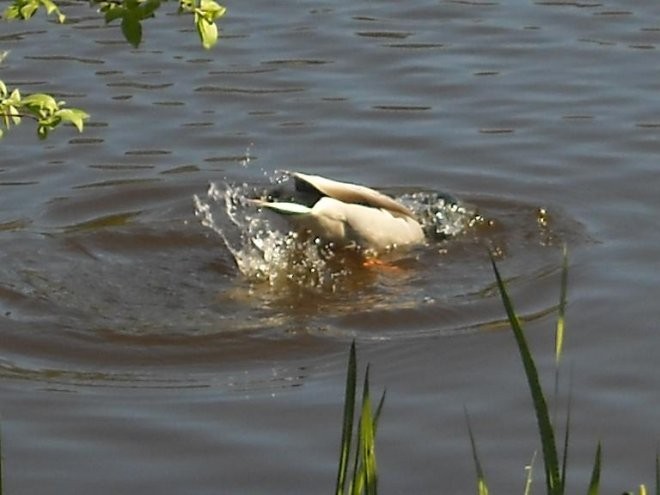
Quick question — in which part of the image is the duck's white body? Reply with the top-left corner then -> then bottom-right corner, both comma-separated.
254,172 -> 425,252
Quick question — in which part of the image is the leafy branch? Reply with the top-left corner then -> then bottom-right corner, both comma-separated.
3,0 -> 65,23
0,81 -> 89,139
1,0 -> 227,140
179,0 -> 227,50
2,0 -> 227,49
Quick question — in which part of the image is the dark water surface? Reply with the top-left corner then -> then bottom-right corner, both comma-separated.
1,0 -> 659,492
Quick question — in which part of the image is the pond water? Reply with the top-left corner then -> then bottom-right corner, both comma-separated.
1,0 -> 659,492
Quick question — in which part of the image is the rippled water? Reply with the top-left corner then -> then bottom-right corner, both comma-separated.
1,0 -> 660,493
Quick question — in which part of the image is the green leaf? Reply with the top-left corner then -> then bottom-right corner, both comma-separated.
39,0 -> 65,23
360,365 -> 377,495
21,93 -> 55,108
559,369 -> 574,493
333,352 -> 382,495
373,389 -> 386,435
178,0 -> 195,13
9,105 -> 22,125
103,5 -> 125,24
200,0 -> 226,19
0,80 -> 7,98
465,407 -> 489,495
655,451 -> 659,495
3,0 -> 65,22
19,0 -> 39,19
22,92 -> 60,115
55,108 -> 89,132
2,87 -> 23,127
3,3 -> 21,20
180,0 -> 225,48
37,124 -> 49,139
586,442 -> 601,495
9,88 -> 22,104
335,341 -> 357,495
350,364 -> 378,495
555,244 -> 569,364
121,13 -> 142,47
139,0 -> 161,19
523,451 -> 537,495
195,15 -> 218,49
490,253 -> 561,495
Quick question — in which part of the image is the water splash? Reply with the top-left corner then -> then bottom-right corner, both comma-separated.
193,173 -> 482,292
194,179 -> 346,291
240,142 -> 254,168
398,191 -> 484,241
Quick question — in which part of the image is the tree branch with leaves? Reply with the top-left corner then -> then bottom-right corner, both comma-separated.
0,80 -> 90,139
3,0 -> 227,49
1,0 -> 227,139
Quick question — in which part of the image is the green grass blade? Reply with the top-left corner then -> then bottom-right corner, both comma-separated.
560,368 -> 574,493
373,389 -> 386,434
351,365 -> 376,495
356,374 -> 385,495
360,366 -> 378,495
465,407 -> 489,495
490,254 -> 561,495
350,410 -> 363,495
335,341 -> 357,495
0,417 -> 3,495
523,450 -> 538,495
553,245 -> 569,431
586,442 -> 601,495
555,244 -> 569,364
655,450 -> 659,495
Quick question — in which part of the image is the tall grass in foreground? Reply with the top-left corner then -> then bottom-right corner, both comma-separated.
335,341 -> 385,495
488,251 -> 565,494
336,248 -> 658,495
485,250 -> 657,495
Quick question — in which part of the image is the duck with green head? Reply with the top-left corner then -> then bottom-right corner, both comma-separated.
252,172 -> 425,253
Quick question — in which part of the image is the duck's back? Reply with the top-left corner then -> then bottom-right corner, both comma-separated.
309,197 -> 425,251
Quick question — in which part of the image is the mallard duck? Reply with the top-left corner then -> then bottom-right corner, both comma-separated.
252,172 -> 425,252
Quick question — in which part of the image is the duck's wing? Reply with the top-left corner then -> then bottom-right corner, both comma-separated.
293,172 -> 416,218
250,199 -> 312,215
